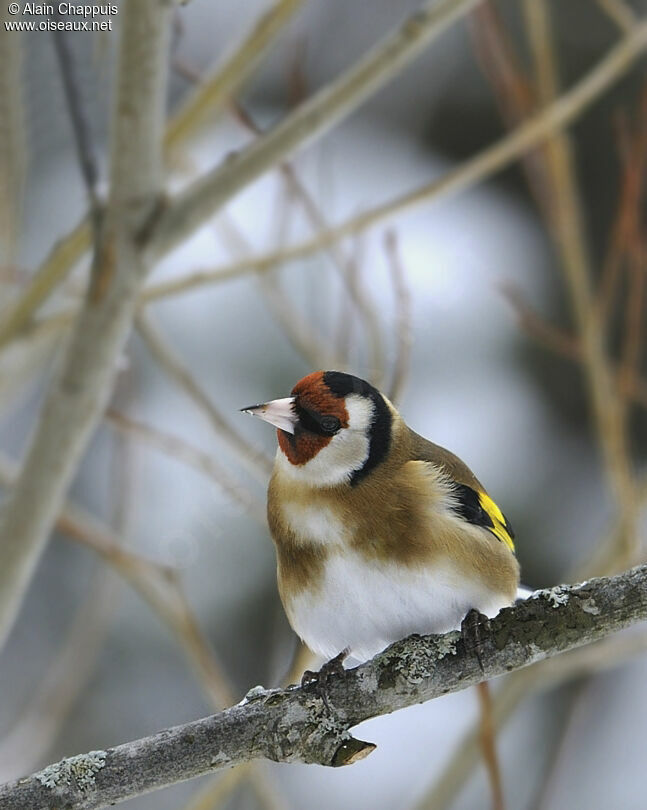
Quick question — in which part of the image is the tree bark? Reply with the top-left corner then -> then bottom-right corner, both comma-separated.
1,564 -> 646,810
0,0 -> 173,647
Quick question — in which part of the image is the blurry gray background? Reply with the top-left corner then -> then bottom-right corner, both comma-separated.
1,1 -> 647,808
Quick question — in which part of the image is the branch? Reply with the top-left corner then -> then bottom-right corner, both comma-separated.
50,12 -> 100,211
2,565 -> 646,810
104,409 -> 266,522
142,19 -> 647,303
414,626 -> 647,810
596,0 -> 636,32
148,0 -> 482,259
523,0 -> 639,564
0,0 -> 173,648
165,0 -> 303,150
0,5 -> 27,269
8,16 -> 647,350
135,311 -> 272,481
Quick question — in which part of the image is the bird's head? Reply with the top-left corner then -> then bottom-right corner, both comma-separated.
241,371 -> 395,487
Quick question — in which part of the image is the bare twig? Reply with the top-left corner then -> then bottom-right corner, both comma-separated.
149,0 -> 484,259
105,409 -> 265,522
476,681 -> 505,810
524,0 -> 639,565
135,311 -> 272,481
50,15 -> 100,211
0,567 -> 117,782
232,100 -> 385,383
0,0 -> 302,347
414,627 -> 647,810
2,565 -> 647,810
58,502 -> 236,711
529,678 -> 594,810
142,21 -> 647,303
384,230 -> 413,404
470,3 -> 553,219
0,7 -> 27,271
0,0 -> 173,649
501,283 -> 581,360
8,18 -> 647,355
596,0 -> 637,32
216,212 -> 338,369
0,220 -> 91,349
165,0 -> 303,151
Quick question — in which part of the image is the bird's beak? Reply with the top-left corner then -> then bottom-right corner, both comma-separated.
240,397 -> 297,434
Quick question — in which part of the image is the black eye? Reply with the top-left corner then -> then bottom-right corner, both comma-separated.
320,415 -> 341,434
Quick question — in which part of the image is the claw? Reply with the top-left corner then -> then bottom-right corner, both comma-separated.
461,609 -> 490,672
301,648 -> 349,710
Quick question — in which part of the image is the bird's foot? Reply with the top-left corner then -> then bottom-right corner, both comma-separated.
301,648 -> 350,710
460,609 -> 490,673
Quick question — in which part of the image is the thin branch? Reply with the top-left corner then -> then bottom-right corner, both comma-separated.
0,0 -> 174,650
475,681 -> 505,810
2,565 -> 647,810
135,311 -> 272,481
8,18 -> 647,350
148,0 -> 484,259
105,409 -> 266,522
529,678 -> 594,810
501,283 -> 581,360
50,14 -> 100,211
524,0 -> 639,565
215,212 -> 339,370
414,626 -> 647,810
142,20 -> 647,303
0,567 -> 117,782
0,7 -> 27,270
232,100 -> 385,383
57,503 -> 237,712
384,230 -> 413,404
469,4 -> 553,220
596,0 -> 637,32
165,0 -> 303,150
0,451 -> 235,712
616,87 -> 647,404
0,219 -> 91,349
0,0 -> 301,348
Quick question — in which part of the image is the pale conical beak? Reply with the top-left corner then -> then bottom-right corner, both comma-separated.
240,397 -> 297,434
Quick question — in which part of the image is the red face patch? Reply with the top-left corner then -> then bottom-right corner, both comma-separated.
277,371 -> 349,465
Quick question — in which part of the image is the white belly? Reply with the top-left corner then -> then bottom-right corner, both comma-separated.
284,551 -> 511,661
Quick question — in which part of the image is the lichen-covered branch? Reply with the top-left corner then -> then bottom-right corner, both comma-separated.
2,564 -> 646,810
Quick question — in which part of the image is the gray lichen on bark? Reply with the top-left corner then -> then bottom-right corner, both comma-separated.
1,564 -> 646,810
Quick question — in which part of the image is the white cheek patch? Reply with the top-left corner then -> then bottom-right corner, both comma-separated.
276,394 -> 375,487
345,394 -> 374,431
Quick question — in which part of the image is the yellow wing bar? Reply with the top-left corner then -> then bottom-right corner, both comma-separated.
478,491 -> 516,552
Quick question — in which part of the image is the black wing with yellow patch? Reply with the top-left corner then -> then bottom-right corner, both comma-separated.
450,483 -> 516,552
408,429 -> 516,552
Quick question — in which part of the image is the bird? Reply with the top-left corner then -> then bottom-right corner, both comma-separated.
242,370 -> 519,663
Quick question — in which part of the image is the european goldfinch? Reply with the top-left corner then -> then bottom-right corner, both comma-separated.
242,371 -> 519,662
